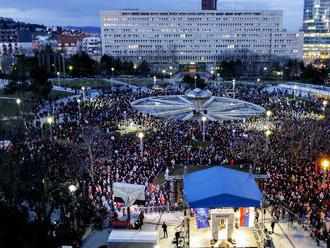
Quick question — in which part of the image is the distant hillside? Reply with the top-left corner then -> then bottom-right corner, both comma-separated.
64,26 -> 100,33
0,17 -> 46,31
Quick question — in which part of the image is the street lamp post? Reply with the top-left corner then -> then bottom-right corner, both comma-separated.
56,72 -> 60,87
153,76 -> 156,88
293,85 -> 297,100
138,132 -> 144,157
77,99 -> 81,120
68,185 -> 78,231
194,75 -> 197,89
265,129 -> 272,150
321,159 -> 329,171
201,116 -> 207,142
47,116 -> 53,139
16,98 -> 21,114
232,79 -> 236,98
123,111 -> 127,124
111,67 -> 115,93
322,100 -> 328,114
81,86 -> 86,101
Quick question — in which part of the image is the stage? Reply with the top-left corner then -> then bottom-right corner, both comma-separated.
189,216 -> 259,248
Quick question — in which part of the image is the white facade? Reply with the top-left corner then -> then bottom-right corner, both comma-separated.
81,37 -> 102,55
101,10 -> 303,64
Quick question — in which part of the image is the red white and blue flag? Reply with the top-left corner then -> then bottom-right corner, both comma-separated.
240,208 -> 250,227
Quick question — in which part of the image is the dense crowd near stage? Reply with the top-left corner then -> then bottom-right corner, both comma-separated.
4,82 -> 330,246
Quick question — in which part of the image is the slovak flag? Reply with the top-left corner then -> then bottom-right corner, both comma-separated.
240,208 -> 250,227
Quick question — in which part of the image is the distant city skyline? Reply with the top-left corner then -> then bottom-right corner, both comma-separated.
0,0 -> 303,30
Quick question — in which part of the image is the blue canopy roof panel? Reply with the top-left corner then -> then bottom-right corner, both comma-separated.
184,166 -> 262,208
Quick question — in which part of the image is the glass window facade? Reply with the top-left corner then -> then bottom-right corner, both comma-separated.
303,0 -> 330,61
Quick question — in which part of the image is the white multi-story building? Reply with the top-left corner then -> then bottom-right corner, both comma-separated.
101,10 -> 303,64
81,37 -> 102,55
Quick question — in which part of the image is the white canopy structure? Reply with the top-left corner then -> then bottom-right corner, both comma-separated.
131,88 -> 265,121
113,182 -> 145,207
108,230 -> 158,243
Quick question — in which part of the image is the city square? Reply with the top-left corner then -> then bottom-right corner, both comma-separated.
0,0 -> 330,248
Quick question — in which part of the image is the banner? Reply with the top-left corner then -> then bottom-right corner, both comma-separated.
194,208 -> 210,229
240,208 -> 250,227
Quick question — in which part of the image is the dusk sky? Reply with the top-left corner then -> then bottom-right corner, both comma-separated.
0,0 -> 303,31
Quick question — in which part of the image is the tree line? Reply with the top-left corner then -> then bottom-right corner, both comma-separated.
3,50 -> 152,99
216,59 -> 330,84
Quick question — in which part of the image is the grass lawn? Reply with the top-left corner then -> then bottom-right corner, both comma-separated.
52,78 -> 111,89
116,76 -> 170,87
0,89 -> 74,118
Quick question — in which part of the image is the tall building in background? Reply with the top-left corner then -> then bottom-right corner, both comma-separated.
202,0 -> 217,10
303,0 -> 330,62
101,10 -> 303,65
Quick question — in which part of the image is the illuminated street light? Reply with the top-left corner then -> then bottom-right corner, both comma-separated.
47,117 -> 53,125
232,79 -> 236,98
81,86 -> 86,100
293,85 -> 298,100
201,116 -> 207,142
266,110 -> 272,118
77,99 -> 81,119
138,132 -> 144,156
322,100 -> 328,114
265,130 -> 272,137
138,132 -> 144,139
194,75 -> 197,89
153,76 -> 156,88
257,78 -> 260,83
321,159 -> 329,171
68,65 -> 73,71
68,184 -> 77,193
68,184 -> 78,231
56,71 -> 61,87
16,98 -> 21,105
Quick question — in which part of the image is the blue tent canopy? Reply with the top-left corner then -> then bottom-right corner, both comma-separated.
184,166 -> 262,208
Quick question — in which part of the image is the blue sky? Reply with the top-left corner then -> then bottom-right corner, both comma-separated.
0,0 -> 303,30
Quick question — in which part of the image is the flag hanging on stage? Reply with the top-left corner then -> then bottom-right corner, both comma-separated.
240,208 -> 250,227
194,208 -> 210,229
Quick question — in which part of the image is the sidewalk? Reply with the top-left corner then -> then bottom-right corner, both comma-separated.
82,211 -> 184,248
264,210 -> 321,248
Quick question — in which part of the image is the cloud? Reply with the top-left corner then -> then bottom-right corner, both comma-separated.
0,0 -> 303,30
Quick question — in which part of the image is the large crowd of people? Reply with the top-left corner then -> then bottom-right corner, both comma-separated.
4,81 -> 330,246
